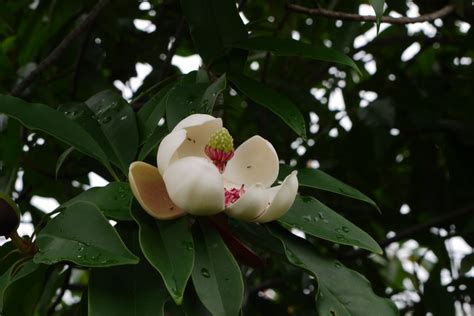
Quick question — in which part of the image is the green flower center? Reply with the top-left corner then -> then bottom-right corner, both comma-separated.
207,128 -> 234,153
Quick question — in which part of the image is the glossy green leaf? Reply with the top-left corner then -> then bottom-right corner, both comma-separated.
228,74 -> 307,138
86,90 -> 139,174
280,165 -> 380,211
182,284 -> 212,316
57,102 -> 121,169
131,203 -> 194,305
180,0 -> 247,71
0,242 -> 21,276
200,74 -> 227,113
55,146 -> 75,178
279,196 -> 382,254
231,37 -> 360,73
369,0 -> 385,29
34,201 -> 138,267
137,83 -> 174,142
191,221 -> 244,316
269,226 -> 398,316
2,261 -> 48,316
88,225 -> 170,316
137,126 -> 168,160
0,95 -> 113,173
64,182 -> 133,221
165,76 -> 210,130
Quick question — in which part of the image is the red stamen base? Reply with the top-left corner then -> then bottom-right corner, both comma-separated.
205,145 -> 234,173
225,185 -> 245,208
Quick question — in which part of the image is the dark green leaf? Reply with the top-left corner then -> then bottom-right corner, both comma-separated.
281,166 -> 380,211
2,261 -> 48,316
57,102 -> 121,169
180,0 -> 247,71
55,147 -> 75,178
131,203 -> 194,305
0,95 -> 113,174
279,196 -> 382,254
228,73 -> 306,138
86,90 -> 139,174
231,37 -> 360,73
165,76 -> 210,130
269,226 -> 398,316
191,221 -> 243,316
137,126 -> 168,161
64,182 -> 133,221
34,201 -> 138,267
369,0 -> 385,29
200,74 -> 227,113
137,83 -> 174,142
88,224 -> 170,316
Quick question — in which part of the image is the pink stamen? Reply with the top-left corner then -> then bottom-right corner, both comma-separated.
224,185 -> 245,208
205,145 -> 234,173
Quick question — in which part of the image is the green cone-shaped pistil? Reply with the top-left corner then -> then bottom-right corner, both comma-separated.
207,128 -> 234,153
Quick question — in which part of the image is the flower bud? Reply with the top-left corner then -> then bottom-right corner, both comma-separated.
0,193 -> 20,237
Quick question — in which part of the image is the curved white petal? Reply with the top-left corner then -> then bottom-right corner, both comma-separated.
223,136 -> 279,188
157,130 -> 187,175
129,161 -> 185,220
255,171 -> 298,223
172,113 -> 222,158
163,157 -> 225,216
225,184 -> 269,221
173,114 -> 220,132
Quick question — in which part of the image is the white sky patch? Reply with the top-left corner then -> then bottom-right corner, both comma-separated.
30,196 -> 60,213
88,172 -> 110,188
138,1 -> 151,10
114,62 -> 153,100
353,5 -> 391,49
400,203 -> 411,215
239,11 -> 249,25
310,88 -> 326,100
328,88 -> 345,111
339,115 -> 353,131
133,19 -> 156,33
401,42 -> 421,62
307,159 -> 320,169
455,20 -> 471,33
291,30 -> 301,41
171,54 -> 202,74
405,1 -> 437,37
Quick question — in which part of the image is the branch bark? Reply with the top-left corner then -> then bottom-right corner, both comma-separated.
287,3 -> 455,25
341,203 -> 474,259
10,0 -> 110,97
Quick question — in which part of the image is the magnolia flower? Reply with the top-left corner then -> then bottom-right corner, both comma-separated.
129,114 -> 298,222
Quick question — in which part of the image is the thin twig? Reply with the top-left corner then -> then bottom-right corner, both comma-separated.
287,3 -> 455,25
10,0 -> 110,97
342,203 -> 474,259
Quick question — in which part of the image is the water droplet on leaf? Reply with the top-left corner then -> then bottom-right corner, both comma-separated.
200,268 -> 210,278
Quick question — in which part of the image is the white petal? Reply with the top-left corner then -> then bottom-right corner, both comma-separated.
225,184 -> 269,221
172,114 -> 222,158
128,161 -> 185,220
163,157 -> 225,216
172,114 -> 220,131
223,136 -> 279,188
255,171 -> 298,223
157,130 -> 186,175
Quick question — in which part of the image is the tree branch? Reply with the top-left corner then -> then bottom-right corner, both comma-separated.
341,202 -> 474,259
10,0 -> 110,97
286,3 -> 455,25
